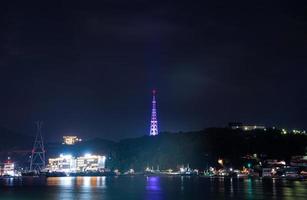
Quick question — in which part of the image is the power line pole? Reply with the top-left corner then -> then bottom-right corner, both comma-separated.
30,121 -> 46,172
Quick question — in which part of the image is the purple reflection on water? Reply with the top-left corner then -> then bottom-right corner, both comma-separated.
146,176 -> 161,191
145,176 -> 162,200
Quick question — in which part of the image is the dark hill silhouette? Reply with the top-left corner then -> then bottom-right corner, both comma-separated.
0,126 -> 33,152
0,127 -> 306,170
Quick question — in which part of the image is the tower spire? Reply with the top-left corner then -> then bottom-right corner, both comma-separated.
150,89 -> 159,136
30,121 -> 46,172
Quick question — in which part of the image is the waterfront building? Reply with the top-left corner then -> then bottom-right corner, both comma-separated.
47,154 -> 106,173
62,136 -> 82,145
76,154 -> 106,172
149,90 -> 159,136
48,154 -> 76,173
3,158 -> 15,176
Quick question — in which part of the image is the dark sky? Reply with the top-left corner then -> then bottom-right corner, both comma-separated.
0,0 -> 306,141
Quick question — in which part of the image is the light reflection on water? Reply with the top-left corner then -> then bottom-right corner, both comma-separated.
146,176 -> 161,191
145,176 -> 162,200
246,178 -> 253,199
46,177 -> 107,200
0,176 -> 306,200
46,176 -> 106,188
2,177 -> 15,186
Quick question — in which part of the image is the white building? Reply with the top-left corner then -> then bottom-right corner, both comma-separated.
76,154 -> 106,172
48,154 -> 76,173
47,154 -> 106,173
3,161 -> 15,176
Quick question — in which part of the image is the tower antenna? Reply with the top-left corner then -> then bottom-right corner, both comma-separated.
149,90 -> 159,136
30,121 -> 46,172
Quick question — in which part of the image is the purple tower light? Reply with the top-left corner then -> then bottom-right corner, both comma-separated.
150,90 -> 159,136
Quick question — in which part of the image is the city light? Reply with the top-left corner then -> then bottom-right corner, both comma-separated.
85,153 -> 92,158
63,136 -> 82,145
102,156 -> 106,162
60,154 -> 72,159
218,159 -> 224,166
282,129 -> 287,135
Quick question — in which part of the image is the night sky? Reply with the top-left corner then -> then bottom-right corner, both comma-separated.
0,1 -> 306,141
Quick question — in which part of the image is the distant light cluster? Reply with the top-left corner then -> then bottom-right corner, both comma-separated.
229,122 -> 306,135
62,136 -> 82,145
281,128 -> 306,135
229,123 -> 266,131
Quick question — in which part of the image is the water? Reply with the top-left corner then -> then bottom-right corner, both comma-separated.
0,176 -> 306,200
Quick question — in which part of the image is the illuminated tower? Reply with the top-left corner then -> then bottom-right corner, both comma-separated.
30,121 -> 46,172
149,90 -> 159,136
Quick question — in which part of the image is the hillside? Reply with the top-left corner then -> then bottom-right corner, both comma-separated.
0,126 -> 33,152
0,127 -> 306,170
115,128 -> 307,170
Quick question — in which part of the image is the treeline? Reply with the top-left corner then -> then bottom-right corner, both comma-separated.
113,128 -> 307,170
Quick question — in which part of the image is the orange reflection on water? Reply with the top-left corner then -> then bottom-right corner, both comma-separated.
47,176 -> 74,186
46,176 -> 106,188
